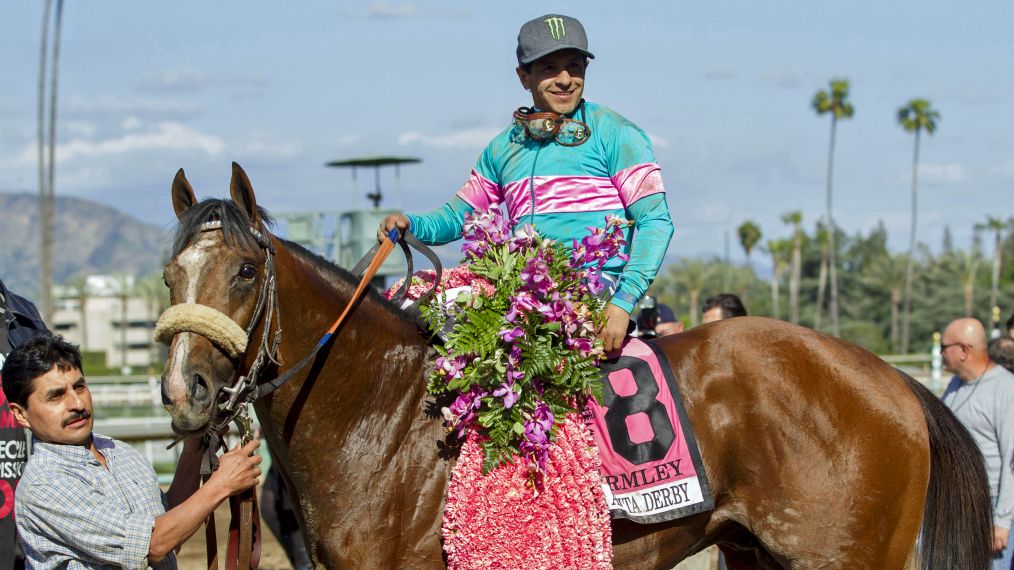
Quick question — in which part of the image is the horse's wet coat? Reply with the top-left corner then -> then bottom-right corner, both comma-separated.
159,163 -> 993,569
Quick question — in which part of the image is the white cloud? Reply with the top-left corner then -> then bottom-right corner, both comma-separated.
368,1 -> 420,19
237,132 -> 304,159
136,66 -> 214,92
398,128 -> 500,149
990,158 -> 1014,180
703,66 -> 737,82
63,95 -> 203,121
756,67 -> 821,90
917,163 -> 965,184
13,121 -> 225,165
646,131 -> 669,149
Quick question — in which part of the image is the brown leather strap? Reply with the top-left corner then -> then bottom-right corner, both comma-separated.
225,489 -> 261,570
205,497 -> 219,570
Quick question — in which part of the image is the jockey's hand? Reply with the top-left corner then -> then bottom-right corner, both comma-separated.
599,303 -> 630,354
378,214 -> 410,243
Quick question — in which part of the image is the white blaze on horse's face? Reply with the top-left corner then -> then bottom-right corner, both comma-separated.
163,235 -> 221,404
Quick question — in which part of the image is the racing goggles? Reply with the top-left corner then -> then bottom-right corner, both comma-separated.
512,106 -> 591,147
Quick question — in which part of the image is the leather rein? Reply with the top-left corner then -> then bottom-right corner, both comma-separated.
165,221 -> 441,570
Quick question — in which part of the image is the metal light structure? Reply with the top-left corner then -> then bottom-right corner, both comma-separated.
325,156 -> 421,209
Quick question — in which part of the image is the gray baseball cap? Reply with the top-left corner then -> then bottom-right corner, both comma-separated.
516,14 -> 595,66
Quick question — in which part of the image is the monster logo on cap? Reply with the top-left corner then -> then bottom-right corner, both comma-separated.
545,16 -> 565,40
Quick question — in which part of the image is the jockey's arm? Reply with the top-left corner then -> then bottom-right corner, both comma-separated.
378,197 -> 474,246
612,192 -> 674,314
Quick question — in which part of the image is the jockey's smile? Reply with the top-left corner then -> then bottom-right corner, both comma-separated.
516,48 -> 587,115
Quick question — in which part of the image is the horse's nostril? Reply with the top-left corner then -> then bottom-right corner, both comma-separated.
161,381 -> 172,406
191,373 -> 211,403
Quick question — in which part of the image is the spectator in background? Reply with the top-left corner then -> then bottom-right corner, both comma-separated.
1007,313 -> 1014,337
940,318 -> 1014,569
0,277 -> 49,570
701,293 -> 748,324
989,335 -> 1014,374
635,296 -> 682,339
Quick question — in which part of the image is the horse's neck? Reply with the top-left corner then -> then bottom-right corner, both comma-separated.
264,245 -> 432,447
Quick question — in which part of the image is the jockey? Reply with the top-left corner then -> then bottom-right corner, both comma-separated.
380,14 -> 674,353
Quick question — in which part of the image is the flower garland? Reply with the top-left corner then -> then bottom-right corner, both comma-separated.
441,413 -> 613,570
419,207 -> 630,479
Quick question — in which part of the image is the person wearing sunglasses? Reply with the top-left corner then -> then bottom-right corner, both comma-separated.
380,14 -> 674,353
939,317 -> 1014,570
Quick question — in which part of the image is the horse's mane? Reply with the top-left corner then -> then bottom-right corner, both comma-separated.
172,198 -> 275,258
172,198 -> 423,326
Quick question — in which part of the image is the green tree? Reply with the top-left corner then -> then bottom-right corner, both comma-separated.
944,248 -> 983,318
812,221 -> 830,330
897,98 -> 940,354
765,239 -> 791,320
812,78 -> 854,337
737,220 -> 762,272
865,255 -> 907,352
668,258 -> 721,327
975,217 -> 1011,319
782,211 -> 803,324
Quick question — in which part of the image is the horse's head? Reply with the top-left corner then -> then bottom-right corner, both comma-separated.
159,162 -> 273,434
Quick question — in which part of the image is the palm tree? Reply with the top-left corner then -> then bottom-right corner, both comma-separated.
866,255 -> 907,353
897,98 -> 940,354
812,79 -> 854,337
813,221 -> 830,330
782,211 -> 803,324
766,240 -> 790,320
737,221 -> 762,273
945,248 -> 982,318
975,217 -> 1010,319
668,258 -> 721,327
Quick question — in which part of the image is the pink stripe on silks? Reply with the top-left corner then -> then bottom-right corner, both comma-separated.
611,163 -> 665,207
454,169 -> 502,211
503,176 -> 624,219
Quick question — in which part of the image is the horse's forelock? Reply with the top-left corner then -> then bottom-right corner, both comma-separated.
171,198 -> 274,258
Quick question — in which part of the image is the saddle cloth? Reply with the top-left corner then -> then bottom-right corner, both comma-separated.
585,337 -> 714,523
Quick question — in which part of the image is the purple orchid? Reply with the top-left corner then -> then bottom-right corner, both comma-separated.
497,326 -> 525,343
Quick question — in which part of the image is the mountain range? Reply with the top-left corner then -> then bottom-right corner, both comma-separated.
0,193 -> 170,299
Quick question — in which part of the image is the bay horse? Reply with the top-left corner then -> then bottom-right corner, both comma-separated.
159,163 -> 991,569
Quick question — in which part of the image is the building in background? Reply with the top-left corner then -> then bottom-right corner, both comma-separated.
51,275 -> 166,373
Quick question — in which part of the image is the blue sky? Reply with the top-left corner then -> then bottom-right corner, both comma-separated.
2,0 -> 1011,267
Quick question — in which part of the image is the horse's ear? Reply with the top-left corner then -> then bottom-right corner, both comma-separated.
172,169 -> 197,220
229,162 -> 260,225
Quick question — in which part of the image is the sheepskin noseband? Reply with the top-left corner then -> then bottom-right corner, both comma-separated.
155,303 -> 248,358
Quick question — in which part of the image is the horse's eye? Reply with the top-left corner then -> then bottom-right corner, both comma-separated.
238,264 -> 258,280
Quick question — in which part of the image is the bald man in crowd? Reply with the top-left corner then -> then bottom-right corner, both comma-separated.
940,317 -> 1014,569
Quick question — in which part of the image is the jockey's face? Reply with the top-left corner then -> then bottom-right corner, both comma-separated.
516,49 -> 587,115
